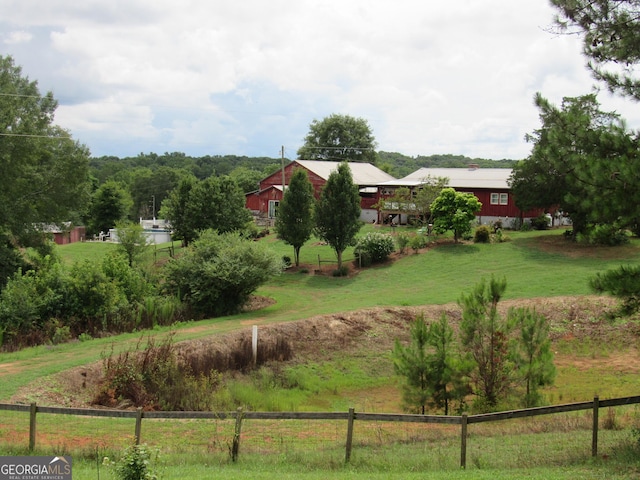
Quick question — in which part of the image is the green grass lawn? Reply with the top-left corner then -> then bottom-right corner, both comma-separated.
3,227 -> 640,479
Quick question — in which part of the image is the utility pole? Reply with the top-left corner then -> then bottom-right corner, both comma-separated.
281,145 -> 286,193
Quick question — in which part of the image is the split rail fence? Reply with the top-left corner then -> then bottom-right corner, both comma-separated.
1,395 -> 639,468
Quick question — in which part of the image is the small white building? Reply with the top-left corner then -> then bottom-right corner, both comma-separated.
108,219 -> 172,244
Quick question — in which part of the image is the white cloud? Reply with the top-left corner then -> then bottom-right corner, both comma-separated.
2,0 -> 638,159
3,30 -> 32,44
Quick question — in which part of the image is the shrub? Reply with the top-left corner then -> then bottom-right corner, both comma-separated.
112,443 -> 159,480
530,214 -> 550,230
396,232 -> 411,254
474,226 -> 491,243
354,232 -> 395,265
584,224 -> 630,246
163,230 -> 283,316
409,234 -> 427,253
332,265 -> 350,277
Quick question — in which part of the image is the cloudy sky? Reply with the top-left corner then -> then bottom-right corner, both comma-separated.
2,0 -> 638,161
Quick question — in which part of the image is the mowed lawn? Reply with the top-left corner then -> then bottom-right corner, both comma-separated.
253,227 -> 640,323
1,227 -> 638,402
2,227 -> 640,479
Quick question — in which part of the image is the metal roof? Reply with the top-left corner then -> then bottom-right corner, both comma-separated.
294,160 -> 396,185
379,167 -> 512,189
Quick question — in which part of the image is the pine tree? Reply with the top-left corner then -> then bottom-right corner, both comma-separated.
275,169 -> 314,266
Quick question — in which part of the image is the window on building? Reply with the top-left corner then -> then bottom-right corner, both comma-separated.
268,200 -> 279,218
490,193 -> 509,205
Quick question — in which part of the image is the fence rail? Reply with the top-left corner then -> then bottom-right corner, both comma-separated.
1,395 -> 639,468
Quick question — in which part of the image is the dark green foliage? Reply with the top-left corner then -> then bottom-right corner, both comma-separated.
430,188 -> 482,242
0,249 -> 179,349
0,234 -> 27,291
275,168 -> 315,266
161,176 -> 251,247
87,181 -> 133,237
162,230 -> 283,316
297,114 -> 378,164
377,152 -> 517,178
581,223 -> 630,246
0,56 -> 91,247
393,313 -> 470,415
458,277 -> 556,411
590,265 -> 640,315
459,276 -> 514,409
314,162 -> 362,269
354,232 -> 395,266
127,166 -> 185,220
530,214 -> 550,231
474,226 -> 491,243
160,177 -> 197,246
551,0 -> 640,100
510,94 -> 640,237
511,307 -> 556,407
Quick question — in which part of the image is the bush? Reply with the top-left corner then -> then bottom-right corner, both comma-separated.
409,234 -> 427,253
584,224 -> 630,246
396,232 -> 411,254
474,226 -> 491,243
530,214 -> 550,230
332,265 -> 350,277
163,230 -> 283,316
112,443 -> 159,480
354,232 -> 395,265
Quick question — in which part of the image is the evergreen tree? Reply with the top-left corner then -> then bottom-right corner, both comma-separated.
459,276 -> 514,409
275,169 -> 315,266
551,0 -> 640,100
314,162 -> 361,270
393,314 -> 432,414
511,307 -> 556,407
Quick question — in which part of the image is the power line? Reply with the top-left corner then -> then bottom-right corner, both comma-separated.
0,132 -> 73,140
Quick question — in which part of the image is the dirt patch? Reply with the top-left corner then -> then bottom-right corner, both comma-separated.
525,232 -> 640,260
9,295 -> 638,409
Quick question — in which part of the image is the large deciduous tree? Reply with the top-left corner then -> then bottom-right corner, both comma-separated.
87,181 -> 133,237
0,55 -> 90,248
314,162 -> 362,270
161,175 -> 251,247
430,188 -> 481,242
297,114 -> 378,164
275,168 -> 315,267
551,0 -> 640,100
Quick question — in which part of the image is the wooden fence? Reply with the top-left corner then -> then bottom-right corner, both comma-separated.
1,395 -> 639,468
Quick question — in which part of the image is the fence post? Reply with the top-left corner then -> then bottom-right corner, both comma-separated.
345,408 -> 355,463
592,396 -> 599,457
135,407 -> 143,445
460,413 -> 468,469
232,407 -> 244,462
29,402 -> 37,452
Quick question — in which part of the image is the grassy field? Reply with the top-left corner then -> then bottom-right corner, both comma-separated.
2,226 -> 640,478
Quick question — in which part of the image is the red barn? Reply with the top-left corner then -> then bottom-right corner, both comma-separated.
246,160 -> 396,223
377,166 -> 543,227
